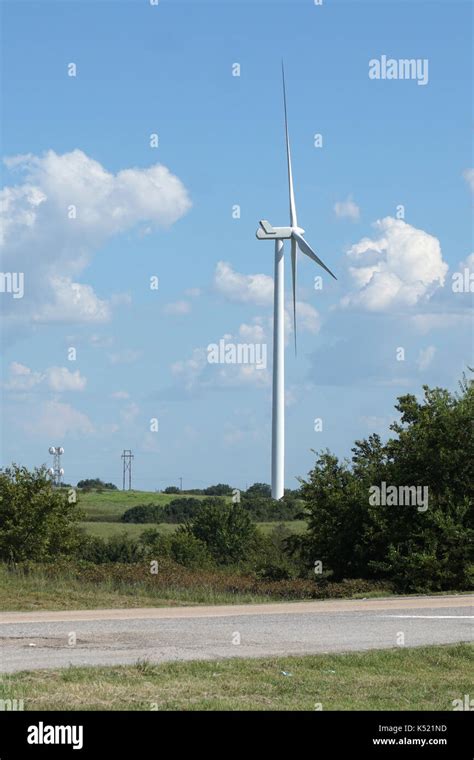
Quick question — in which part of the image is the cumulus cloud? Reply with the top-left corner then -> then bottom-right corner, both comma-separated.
341,217 -> 448,311
4,362 -> 87,392
238,321 -> 266,342
4,362 -> 43,391
334,195 -> 360,221
171,339 -> 270,392
213,261 -> 273,306
23,400 -> 94,438
0,149 -> 191,335
294,301 -> 320,334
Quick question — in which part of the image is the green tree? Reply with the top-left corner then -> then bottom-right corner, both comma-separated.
0,465 -> 83,562
185,498 -> 258,564
245,482 -> 271,498
294,379 -> 474,591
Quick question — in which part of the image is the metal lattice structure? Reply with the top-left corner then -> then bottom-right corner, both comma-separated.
121,449 -> 134,491
48,446 -> 64,487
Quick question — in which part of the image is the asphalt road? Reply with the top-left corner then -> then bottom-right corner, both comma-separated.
0,595 -> 472,673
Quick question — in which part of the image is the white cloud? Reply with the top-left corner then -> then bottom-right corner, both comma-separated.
238,321 -> 266,341
341,217 -> 448,311
24,400 -> 94,438
334,195 -> 360,221
213,261 -> 273,306
294,301 -> 320,334
171,339 -> 270,392
163,300 -> 191,316
45,366 -> 87,392
33,277 -> 110,324
5,362 -> 86,392
459,252 -> 474,270
4,362 -> 43,391
120,402 -> 140,425
1,149 -> 191,334
171,348 -> 207,391
463,168 -> 474,193
417,345 -> 436,371
410,312 -> 472,334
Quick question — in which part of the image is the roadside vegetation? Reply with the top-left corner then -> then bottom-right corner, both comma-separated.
0,644 -> 471,711
0,378 -> 472,611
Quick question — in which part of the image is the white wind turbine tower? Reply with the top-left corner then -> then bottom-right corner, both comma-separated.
256,64 -> 337,500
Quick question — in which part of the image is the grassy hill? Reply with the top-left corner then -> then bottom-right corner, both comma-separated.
76,489 -> 306,538
77,489 -> 212,522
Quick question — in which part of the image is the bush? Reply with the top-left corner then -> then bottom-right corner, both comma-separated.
294,379 -> 474,593
77,478 -> 117,490
185,498 -> 259,565
245,482 -> 271,498
77,533 -> 146,563
139,528 -> 214,569
240,493 -> 302,522
203,484 -> 233,496
162,498 -> 202,523
6,559 -> 393,601
121,504 -> 164,524
0,465 -> 83,563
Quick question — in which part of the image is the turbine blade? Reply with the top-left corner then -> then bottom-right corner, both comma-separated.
282,61 -> 297,228
293,231 -> 337,280
291,236 -> 297,355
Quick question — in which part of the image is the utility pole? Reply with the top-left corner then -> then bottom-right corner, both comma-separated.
121,450 -> 134,491
179,477 -> 183,492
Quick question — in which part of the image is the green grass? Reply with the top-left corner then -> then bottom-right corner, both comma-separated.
257,520 -> 306,535
82,521 -> 178,538
77,490 -> 211,521
81,519 -> 307,539
1,644 -> 471,711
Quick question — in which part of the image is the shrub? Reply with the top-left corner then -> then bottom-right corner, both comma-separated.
203,484 -> 233,496
140,528 -> 214,569
76,533 -> 146,563
0,465 -> 83,563
77,478 -> 117,490
6,559 -> 393,601
295,379 -> 474,593
121,504 -> 164,524
162,498 -> 202,523
185,498 -> 258,565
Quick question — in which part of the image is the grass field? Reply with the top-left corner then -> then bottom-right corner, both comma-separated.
75,489 -> 308,538
77,489 -> 210,521
0,644 -> 471,711
81,520 -> 308,539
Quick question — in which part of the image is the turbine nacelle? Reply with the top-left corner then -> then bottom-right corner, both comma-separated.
256,220 -> 292,240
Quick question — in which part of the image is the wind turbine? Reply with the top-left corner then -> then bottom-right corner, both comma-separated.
256,63 -> 337,500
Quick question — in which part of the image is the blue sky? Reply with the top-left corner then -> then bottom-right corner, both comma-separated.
1,0 -> 472,491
